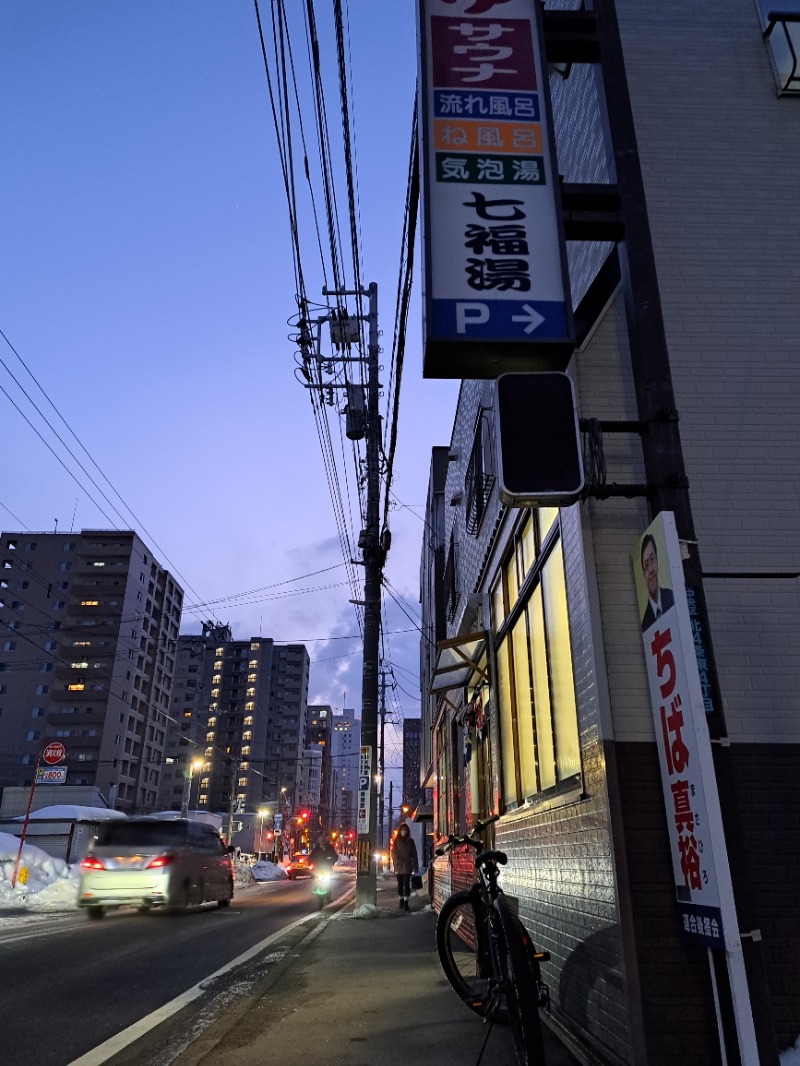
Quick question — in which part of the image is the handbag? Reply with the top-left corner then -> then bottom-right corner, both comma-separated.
411,872 -> 423,891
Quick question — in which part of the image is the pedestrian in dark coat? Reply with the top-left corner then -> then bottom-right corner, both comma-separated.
391,823 -> 418,911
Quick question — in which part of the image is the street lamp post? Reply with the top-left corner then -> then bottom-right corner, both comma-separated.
257,807 -> 270,858
180,759 -> 203,818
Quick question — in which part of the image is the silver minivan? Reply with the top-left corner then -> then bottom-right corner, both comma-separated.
78,818 -> 234,919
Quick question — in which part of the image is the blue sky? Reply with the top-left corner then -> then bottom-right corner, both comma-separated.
1,2 -> 459,780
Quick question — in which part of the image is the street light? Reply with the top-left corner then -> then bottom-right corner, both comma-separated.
257,807 -> 270,857
181,758 -> 203,818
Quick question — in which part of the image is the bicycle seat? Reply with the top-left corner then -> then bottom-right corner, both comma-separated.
475,849 -> 507,868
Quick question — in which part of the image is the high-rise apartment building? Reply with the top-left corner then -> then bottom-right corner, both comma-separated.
402,718 -> 422,811
330,711 -> 360,833
264,644 -> 311,808
307,703 -> 333,829
0,529 -> 182,813
158,624 -> 231,813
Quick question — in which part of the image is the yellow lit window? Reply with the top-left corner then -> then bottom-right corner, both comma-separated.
207,716 -> 217,727
204,747 -> 213,757
199,793 -> 208,804
214,660 -> 223,670
241,745 -> 251,756
242,730 -> 252,741
67,683 -> 85,691
246,687 -> 256,697
240,761 -> 249,770
215,647 -> 224,655
212,674 -> 221,684
245,701 -> 255,711
238,777 -> 248,788
244,716 -> 253,725
206,732 -> 215,742
249,660 -> 259,668
250,642 -> 259,651
73,641 -> 91,647
70,661 -> 88,669
80,600 -> 99,607
211,688 -> 220,698
247,673 -> 257,682
200,778 -> 209,788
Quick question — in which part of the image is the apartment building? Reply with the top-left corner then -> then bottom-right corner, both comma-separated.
419,2 -> 800,1063
263,644 -> 311,809
307,703 -> 334,829
0,529 -> 182,813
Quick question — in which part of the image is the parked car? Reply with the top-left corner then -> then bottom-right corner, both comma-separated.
77,818 -> 234,919
286,853 -> 314,879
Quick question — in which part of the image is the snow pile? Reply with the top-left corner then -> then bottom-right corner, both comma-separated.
16,804 -> 125,822
250,861 -> 288,883
353,903 -> 381,919
0,832 -> 79,912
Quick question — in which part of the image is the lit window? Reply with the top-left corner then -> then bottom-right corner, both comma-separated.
73,641 -> 91,647
244,716 -> 254,725
214,660 -> 223,670
204,747 -> 213,757
238,777 -> 248,788
67,683 -> 85,692
199,794 -> 208,805
246,687 -> 256,697
200,778 -> 209,789
207,716 -> 217,727
70,662 -> 89,669
245,702 -> 255,711
250,642 -> 259,651
206,732 -> 215,742
242,731 -> 252,741
92,561 -> 106,567
493,511 -> 580,811
240,761 -> 249,770
215,647 -> 224,655
249,660 -> 259,668
211,689 -> 220,698
241,745 -> 251,756
212,674 -> 222,684
80,600 -> 99,607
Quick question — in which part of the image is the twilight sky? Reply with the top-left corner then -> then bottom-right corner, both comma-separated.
0,2 -> 459,782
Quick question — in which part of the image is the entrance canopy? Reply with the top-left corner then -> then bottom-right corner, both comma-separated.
429,631 -> 488,695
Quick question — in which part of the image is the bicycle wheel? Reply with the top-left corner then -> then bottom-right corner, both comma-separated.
493,900 -> 546,1066
436,890 -> 495,1017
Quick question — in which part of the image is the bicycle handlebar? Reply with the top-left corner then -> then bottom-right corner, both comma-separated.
435,812 -> 500,855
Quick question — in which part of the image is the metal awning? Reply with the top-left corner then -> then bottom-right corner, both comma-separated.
429,630 -> 488,695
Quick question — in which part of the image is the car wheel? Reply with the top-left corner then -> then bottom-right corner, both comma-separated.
138,903 -> 152,915
217,897 -> 230,909
87,907 -> 105,921
168,883 -> 191,914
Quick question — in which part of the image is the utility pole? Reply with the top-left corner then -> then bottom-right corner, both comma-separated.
307,281 -> 385,909
379,669 -> 386,852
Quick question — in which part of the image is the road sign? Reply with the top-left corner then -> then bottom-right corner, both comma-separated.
42,741 -> 66,765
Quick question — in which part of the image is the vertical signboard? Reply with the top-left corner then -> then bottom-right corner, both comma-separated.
357,745 -> 372,835
633,514 -> 730,948
417,0 -> 574,378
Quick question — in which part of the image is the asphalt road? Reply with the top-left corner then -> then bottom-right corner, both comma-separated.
0,870 -> 353,1066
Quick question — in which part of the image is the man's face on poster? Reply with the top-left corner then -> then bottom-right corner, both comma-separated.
642,539 -> 659,600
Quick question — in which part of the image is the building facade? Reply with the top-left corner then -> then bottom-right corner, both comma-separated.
0,529 -> 182,813
420,3 -> 800,1064
402,718 -> 423,811
307,703 -> 334,830
330,711 -> 360,835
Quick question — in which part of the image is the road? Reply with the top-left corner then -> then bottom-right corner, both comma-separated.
0,869 -> 354,1066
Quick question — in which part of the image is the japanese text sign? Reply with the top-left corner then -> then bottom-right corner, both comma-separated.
634,513 -> 725,949
357,745 -> 372,835
417,0 -> 574,377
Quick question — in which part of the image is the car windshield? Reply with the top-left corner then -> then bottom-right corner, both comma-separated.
95,821 -> 190,848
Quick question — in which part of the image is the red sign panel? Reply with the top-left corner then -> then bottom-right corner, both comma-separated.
42,741 -> 66,765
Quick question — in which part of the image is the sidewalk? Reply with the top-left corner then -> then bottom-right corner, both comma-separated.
169,875 -> 582,1066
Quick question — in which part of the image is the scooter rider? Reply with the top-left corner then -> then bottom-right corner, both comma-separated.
308,836 -> 337,873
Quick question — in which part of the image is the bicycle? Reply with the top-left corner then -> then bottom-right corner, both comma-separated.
435,814 -> 550,1066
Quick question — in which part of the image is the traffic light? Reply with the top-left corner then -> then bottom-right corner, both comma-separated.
495,372 -> 584,506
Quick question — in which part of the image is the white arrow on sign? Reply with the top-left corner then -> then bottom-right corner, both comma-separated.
511,304 -> 546,334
